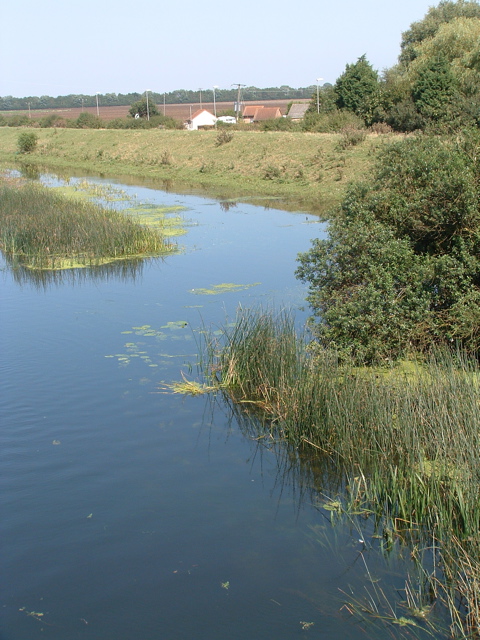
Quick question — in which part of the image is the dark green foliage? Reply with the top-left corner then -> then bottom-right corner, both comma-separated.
105,114 -> 180,130
385,96 -> 425,132
400,0 -> 480,65
296,212 -> 431,363
128,99 -> 160,119
296,133 -> 480,362
411,53 -> 459,121
76,112 -> 103,129
17,131 -> 38,153
334,55 -> 379,124
260,117 -> 293,131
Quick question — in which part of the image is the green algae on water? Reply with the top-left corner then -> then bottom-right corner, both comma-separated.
190,282 -> 261,296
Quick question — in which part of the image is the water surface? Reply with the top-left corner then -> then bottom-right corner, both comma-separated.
1,176 -> 434,639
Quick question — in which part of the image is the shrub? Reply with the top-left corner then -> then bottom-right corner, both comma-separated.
76,112 -> 103,129
215,129 -> 234,146
263,165 -> 282,180
369,122 -> 393,134
17,131 -> 38,154
337,125 -> 366,148
302,109 -> 365,132
260,117 -> 294,132
296,131 -> 480,361
160,150 -> 172,165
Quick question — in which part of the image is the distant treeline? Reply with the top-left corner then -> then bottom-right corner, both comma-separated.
0,86 -> 315,112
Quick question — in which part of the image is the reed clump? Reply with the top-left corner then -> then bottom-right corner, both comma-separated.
0,178 -> 175,269
197,307 -> 480,637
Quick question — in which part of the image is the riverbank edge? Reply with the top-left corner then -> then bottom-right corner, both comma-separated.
0,127 -> 389,215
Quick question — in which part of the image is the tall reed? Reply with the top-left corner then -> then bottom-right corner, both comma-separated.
0,179 -> 175,269
199,307 -> 480,636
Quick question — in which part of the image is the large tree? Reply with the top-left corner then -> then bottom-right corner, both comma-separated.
129,99 -> 159,119
334,55 -> 379,123
399,0 -> 480,65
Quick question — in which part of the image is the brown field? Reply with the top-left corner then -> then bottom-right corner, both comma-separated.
4,99 -> 309,123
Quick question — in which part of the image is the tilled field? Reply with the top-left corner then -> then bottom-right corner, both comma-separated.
6,99 -> 308,123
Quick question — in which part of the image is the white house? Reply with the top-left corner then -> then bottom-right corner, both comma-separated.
184,109 -> 217,130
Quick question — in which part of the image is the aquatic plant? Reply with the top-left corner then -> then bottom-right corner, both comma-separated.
0,178 -> 176,269
188,307 -> 480,637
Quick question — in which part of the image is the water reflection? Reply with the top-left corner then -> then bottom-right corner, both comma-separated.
218,200 -> 238,212
218,396 -> 446,640
4,254 -> 150,289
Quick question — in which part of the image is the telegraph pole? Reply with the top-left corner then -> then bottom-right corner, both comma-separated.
231,83 -> 245,120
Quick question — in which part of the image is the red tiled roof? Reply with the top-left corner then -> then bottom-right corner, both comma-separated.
243,105 -> 263,117
253,107 -> 282,121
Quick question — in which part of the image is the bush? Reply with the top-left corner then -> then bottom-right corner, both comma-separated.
296,132 -> 480,362
17,131 -> 38,154
76,112 -> 103,129
260,117 -> 294,132
302,109 -> 365,132
215,129 -> 234,146
337,125 -> 366,148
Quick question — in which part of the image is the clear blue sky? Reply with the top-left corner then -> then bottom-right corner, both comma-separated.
1,0 -> 436,98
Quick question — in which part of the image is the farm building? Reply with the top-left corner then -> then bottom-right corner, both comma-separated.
242,105 -> 282,123
184,109 -> 216,130
287,103 -> 309,120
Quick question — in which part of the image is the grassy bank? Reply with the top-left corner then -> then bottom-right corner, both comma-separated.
180,308 -> 480,637
0,177 -> 175,269
0,127 -> 387,214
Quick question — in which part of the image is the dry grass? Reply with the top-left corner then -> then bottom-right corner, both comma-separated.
0,126 -> 388,213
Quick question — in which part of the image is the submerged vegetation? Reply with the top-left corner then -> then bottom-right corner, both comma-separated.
0,177 -> 176,269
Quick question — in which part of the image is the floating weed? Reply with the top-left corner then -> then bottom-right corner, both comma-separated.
123,204 -> 188,237
190,282 -> 261,296
300,621 -> 314,630
19,608 -> 45,623
162,372 -> 222,396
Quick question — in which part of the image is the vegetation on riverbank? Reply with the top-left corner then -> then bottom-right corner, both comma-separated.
187,307 -> 480,637
297,129 -> 480,363
0,177 -> 176,269
0,127 -> 382,214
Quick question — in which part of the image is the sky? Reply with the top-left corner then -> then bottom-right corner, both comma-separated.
1,0 -> 438,98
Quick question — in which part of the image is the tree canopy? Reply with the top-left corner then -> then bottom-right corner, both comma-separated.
129,99 -> 159,119
296,133 -> 480,363
400,0 -> 480,65
334,55 -> 379,123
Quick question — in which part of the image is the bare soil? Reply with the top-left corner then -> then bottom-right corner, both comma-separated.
9,99 -> 309,123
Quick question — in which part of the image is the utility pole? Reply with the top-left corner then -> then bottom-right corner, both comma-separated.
199,88 -> 203,109
231,83 -> 245,120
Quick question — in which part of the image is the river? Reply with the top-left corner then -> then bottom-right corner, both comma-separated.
1,174 -> 436,639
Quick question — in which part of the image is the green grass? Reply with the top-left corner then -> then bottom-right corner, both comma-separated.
0,177 -> 176,269
0,127 -> 388,214
185,307 -> 480,637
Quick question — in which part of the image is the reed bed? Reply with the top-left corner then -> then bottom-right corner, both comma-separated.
0,179 -> 174,269
197,307 -> 480,637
